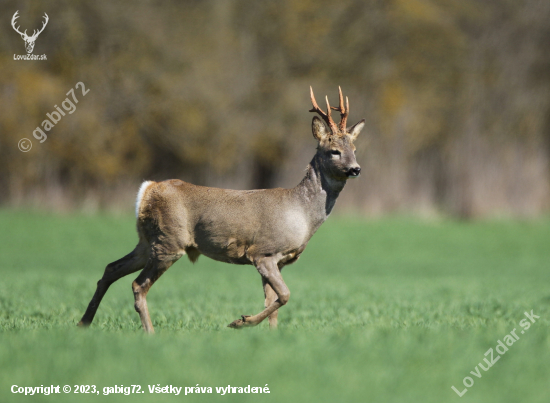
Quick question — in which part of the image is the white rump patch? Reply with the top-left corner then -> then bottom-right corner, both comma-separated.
135,181 -> 153,217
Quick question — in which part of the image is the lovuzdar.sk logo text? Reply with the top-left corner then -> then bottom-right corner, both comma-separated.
11,10 -> 48,61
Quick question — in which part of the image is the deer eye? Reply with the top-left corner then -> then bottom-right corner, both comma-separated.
330,150 -> 341,156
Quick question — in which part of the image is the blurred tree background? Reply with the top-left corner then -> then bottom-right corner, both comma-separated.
1,0 -> 549,217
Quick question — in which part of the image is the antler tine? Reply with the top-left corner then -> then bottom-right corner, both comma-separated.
309,86 -> 322,113
329,87 -> 345,112
309,86 -> 338,133
325,96 -> 332,120
340,94 -> 349,131
30,13 -> 49,39
328,87 -> 349,131
330,87 -> 344,110
11,11 -> 25,36
40,13 -> 49,32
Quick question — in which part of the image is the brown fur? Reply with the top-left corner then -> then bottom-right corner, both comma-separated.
78,88 -> 364,333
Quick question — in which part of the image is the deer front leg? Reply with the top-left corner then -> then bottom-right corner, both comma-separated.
228,257 -> 289,329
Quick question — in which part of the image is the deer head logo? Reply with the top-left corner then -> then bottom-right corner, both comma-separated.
11,11 -> 49,54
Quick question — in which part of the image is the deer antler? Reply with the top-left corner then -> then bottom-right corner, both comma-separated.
29,13 -> 49,39
11,11 -> 49,40
330,86 -> 349,132
309,86 -> 349,134
11,11 -> 26,37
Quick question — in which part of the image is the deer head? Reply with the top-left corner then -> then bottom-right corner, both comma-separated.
11,11 -> 49,54
309,86 -> 365,180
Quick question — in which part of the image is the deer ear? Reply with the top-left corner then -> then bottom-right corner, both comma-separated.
348,119 -> 365,141
312,116 -> 329,141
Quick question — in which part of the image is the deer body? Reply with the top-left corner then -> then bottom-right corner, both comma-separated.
78,87 -> 364,333
138,159 -> 341,267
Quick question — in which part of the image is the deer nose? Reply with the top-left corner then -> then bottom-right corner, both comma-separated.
347,167 -> 361,177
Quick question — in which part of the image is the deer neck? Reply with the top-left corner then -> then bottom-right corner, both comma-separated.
294,154 -> 346,230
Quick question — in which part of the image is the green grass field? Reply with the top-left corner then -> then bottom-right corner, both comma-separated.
0,210 -> 548,402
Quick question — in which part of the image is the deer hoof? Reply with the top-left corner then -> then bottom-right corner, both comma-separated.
227,315 -> 252,329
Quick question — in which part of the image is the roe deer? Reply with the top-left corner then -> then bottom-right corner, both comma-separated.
78,87 -> 364,333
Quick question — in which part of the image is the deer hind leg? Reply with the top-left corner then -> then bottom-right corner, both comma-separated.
228,257 -> 289,329
132,253 -> 181,334
78,244 -> 148,327
262,278 -> 279,329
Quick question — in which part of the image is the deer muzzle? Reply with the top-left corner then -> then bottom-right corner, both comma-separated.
346,166 -> 361,178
